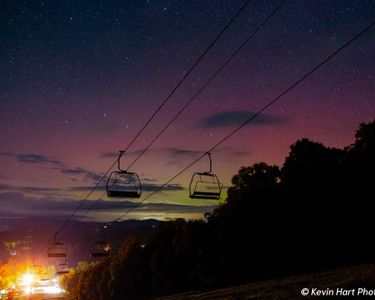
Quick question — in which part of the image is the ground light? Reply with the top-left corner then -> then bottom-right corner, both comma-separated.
20,273 -> 34,295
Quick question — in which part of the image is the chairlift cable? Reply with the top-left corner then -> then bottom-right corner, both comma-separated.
49,0 -> 252,240
125,0 -> 287,171
70,0 -> 287,224
72,17 -> 375,253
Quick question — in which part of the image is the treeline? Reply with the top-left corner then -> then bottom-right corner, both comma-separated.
62,119 -> 375,299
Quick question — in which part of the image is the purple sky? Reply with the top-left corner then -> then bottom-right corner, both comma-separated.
0,0 -> 374,224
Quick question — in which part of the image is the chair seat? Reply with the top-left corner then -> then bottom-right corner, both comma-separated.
107,190 -> 141,198
56,271 -> 69,275
190,191 -> 220,199
48,253 -> 66,258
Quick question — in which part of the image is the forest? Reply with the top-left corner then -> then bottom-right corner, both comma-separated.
62,119 -> 375,299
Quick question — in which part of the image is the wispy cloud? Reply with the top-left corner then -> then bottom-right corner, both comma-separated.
54,166 -> 103,182
198,110 -> 289,128
100,151 -> 119,158
0,151 -> 103,183
101,147 -> 249,160
167,147 -> 249,158
0,178 -> 183,198
0,183 -> 74,199
167,148 -> 201,157
164,147 -> 250,167
100,147 -> 250,170
0,152 -> 63,166
100,149 -> 144,158
0,192 -> 215,219
69,182 -> 183,192
88,200 -> 217,213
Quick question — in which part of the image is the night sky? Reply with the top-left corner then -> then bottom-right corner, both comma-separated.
0,0 -> 374,223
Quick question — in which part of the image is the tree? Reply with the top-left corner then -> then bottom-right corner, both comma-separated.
347,119 -> 375,182
0,260 -> 29,290
281,138 -> 344,188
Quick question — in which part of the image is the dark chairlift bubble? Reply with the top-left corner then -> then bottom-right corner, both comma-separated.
90,241 -> 111,258
106,151 -> 142,198
56,260 -> 70,276
48,233 -> 67,258
189,152 -> 222,200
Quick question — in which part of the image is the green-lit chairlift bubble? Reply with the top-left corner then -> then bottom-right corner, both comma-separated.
189,152 -> 222,200
90,241 -> 111,258
47,233 -> 67,258
106,151 -> 142,198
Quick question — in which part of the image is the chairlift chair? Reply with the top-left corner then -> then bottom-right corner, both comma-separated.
189,152 -> 222,200
56,261 -> 69,275
106,151 -> 142,198
48,233 -> 67,258
90,241 -> 111,258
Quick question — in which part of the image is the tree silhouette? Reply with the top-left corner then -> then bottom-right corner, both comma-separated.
62,119 -> 375,299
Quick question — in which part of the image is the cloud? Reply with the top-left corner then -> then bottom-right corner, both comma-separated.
198,110 -> 289,128
164,147 -> 250,167
0,192 -> 216,219
69,182 -> 183,192
100,151 -> 119,158
89,200 -> 217,213
167,148 -> 201,157
0,152 -> 63,166
0,192 -> 96,217
102,147 -> 246,160
0,183 -> 13,191
99,147 -> 249,170
0,151 -> 102,182
143,183 -> 183,192
141,177 -> 157,183
54,166 -> 103,182
0,183 -> 75,200
59,167 -> 87,175
0,174 -> 104,198
15,186 -> 62,193
0,177 -> 183,202
0,191 -> 87,212
167,147 -> 249,158
100,149 -> 145,159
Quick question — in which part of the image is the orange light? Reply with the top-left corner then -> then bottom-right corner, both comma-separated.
21,273 -> 34,286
